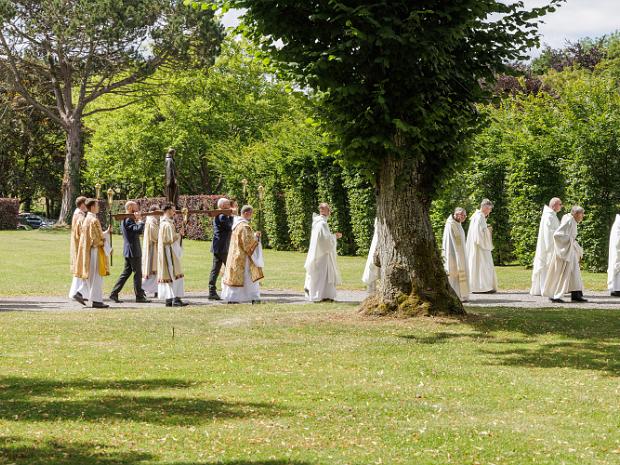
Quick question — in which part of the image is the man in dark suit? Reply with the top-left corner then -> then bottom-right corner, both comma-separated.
208,197 -> 235,300
110,201 -> 150,303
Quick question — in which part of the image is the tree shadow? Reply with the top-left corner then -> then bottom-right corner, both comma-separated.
398,331 -> 493,344
0,436 -> 153,465
0,437 -> 312,465
0,377 -> 283,425
461,308 -> 620,376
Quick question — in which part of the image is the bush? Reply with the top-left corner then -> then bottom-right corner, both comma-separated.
0,198 -> 19,230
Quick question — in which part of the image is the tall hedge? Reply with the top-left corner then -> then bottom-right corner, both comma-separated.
342,168 -> 376,255
0,198 -> 19,230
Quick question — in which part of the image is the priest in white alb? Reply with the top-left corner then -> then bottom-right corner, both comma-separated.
221,205 -> 264,304
530,197 -> 562,296
466,199 -> 498,293
362,218 -> 380,293
305,203 -> 342,302
608,214 -> 620,297
157,204 -> 189,307
142,205 -> 160,298
542,206 -> 587,303
442,207 -> 469,301
69,195 -> 88,304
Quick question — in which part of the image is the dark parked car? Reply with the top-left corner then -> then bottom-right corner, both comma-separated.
18,213 -> 44,229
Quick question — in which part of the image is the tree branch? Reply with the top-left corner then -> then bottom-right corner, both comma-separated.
0,31 -> 64,127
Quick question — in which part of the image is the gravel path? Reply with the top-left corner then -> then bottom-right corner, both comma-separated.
2,289 -> 620,312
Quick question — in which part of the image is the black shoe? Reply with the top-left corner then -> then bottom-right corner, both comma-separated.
153,293 -> 158,298
227,301 -> 239,305
208,293 -> 222,301
73,293 -> 86,306
251,300 -> 261,305
109,294 -> 123,303
572,296 -> 588,303
92,302 -> 109,308
611,291 -> 620,297
172,298 -> 189,307
136,296 -> 151,303
320,298 -> 335,303
165,299 -> 173,307
550,298 -> 565,303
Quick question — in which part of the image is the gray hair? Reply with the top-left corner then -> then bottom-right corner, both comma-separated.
241,205 -> 253,214
319,202 -> 330,210
125,201 -> 137,211
549,197 -> 562,208
480,198 -> 494,209
217,197 -> 229,209
571,205 -> 584,215
454,207 -> 466,216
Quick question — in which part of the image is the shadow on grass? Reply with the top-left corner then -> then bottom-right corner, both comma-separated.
0,377 -> 283,425
0,436 -> 153,465
466,308 -> 620,376
0,437 -> 311,465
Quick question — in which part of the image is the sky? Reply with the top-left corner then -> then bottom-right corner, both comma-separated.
221,1 -> 620,55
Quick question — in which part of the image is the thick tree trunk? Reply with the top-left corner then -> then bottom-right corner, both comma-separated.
360,154 -> 465,317
57,121 -> 82,224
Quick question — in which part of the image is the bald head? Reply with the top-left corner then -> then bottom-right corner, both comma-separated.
549,197 -> 562,212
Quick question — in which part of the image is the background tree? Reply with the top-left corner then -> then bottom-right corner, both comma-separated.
0,0 -> 223,222
0,71 -> 65,215
194,0 -> 561,315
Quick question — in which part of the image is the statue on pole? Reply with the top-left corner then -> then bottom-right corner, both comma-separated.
165,148 -> 179,207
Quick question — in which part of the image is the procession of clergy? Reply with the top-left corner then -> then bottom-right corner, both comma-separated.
68,196 -> 342,307
441,197 -> 620,303
68,192 -> 620,308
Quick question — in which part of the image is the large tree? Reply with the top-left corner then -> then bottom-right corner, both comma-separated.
0,0 -> 223,222
197,0 -> 562,315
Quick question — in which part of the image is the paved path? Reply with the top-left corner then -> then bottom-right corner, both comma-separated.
2,289 -> 620,312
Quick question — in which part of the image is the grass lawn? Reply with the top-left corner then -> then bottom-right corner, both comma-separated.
1,303 -> 619,464
0,230 -> 610,296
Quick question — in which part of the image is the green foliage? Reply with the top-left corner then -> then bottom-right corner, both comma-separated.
434,59 -> 620,272
342,168 -> 376,255
199,0 -> 561,197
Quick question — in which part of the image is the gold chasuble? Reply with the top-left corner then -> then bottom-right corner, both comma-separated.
70,209 -> 85,273
157,217 -> 184,283
223,220 -> 264,287
75,212 -> 109,279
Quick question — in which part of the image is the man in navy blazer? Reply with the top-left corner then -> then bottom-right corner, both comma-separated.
208,197 -> 235,300
110,201 -> 150,303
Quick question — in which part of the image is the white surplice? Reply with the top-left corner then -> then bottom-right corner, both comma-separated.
221,217 -> 264,303
304,213 -> 341,302
542,214 -> 584,299
608,214 -> 620,292
158,240 -> 185,300
466,209 -> 497,293
530,205 -> 561,296
362,218 -> 380,293
442,215 -> 469,301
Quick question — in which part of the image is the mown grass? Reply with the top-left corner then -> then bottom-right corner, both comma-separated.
1,303 -> 619,464
0,230 -> 366,296
0,230 -> 609,296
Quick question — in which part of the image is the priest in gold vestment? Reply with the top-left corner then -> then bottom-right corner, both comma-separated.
74,199 -> 110,308
69,196 -> 88,303
222,205 -> 264,304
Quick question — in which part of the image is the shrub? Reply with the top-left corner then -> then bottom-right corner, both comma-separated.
0,198 -> 19,230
